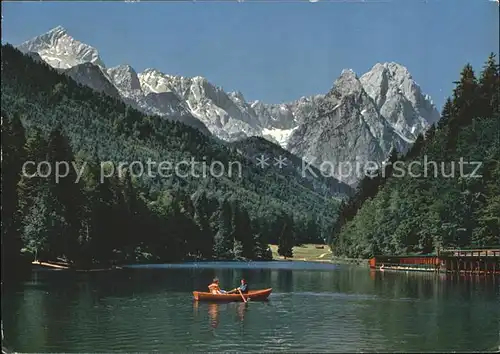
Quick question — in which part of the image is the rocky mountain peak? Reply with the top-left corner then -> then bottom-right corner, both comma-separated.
47,25 -> 68,37
360,61 -> 440,138
106,64 -> 142,92
229,91 -> 246,102
17,26 -> 105,69
329,69 -> 364,98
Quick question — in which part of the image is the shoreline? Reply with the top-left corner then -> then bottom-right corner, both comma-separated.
329,256 -> 370,267
30,244 -> 340,271
31,258 -> 345,272
30,243 -> 370,272
32,260 -> 123,272
31,258 -> 281,271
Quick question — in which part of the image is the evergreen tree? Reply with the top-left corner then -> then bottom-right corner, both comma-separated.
251,219 -> 272,260
174,193 -> 199,259
303,214 -> 320,244
81,159 -> 120,264
406,134 -> 425,159
151,190 -> 183,262
233,239 -> 244,259
424,124 -> 436,142
22,188 -> 53,261
438,97 -> 454,131
213,199 -> 234,260
18,128 -> 48,216
1,112 -> 26,268
277,213 -> 294,258
230,201 -> 254,259
239,209 -> 255,259
472,160 -> 500,246
192,190 -> 214,259
478,53 -> 500,119
45,126 -> 85,262
447,64 -> 478,151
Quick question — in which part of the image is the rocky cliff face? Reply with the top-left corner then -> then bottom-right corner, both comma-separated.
62,62 -> 121,99
104,65 -> 208,132
359,62 -> 440,140
138,69 -> 263,141
16,26 -> 440,185
286,65 -> 440,184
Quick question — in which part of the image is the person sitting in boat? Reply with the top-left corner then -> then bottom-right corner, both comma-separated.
238,279 -> 249,294
208,278 -> 227,294
229,279 -> 249,294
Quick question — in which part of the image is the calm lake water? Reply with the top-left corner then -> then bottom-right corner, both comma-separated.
2,262 -> 499,352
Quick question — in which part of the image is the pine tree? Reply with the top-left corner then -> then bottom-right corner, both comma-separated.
303,214 -> 320,244
22,188 -> 53,261
240,208 -> 255,259
120,168 -> 141,259
213,198 -> 234,260
424,124 -> 436,142
233,239 -> 244,259
331,199 -> 347,244
448,64 -> 478,147
153,190 -> 183,262
277,213 -> 294,258
406,134 -> 424,159
472,160 -> 500,246
18,128 -> 48,216
230,201 -> 255,260
1,112 -> 27,269
251,219 -> 272,260
192,190 -> 214,260
18,129 -> 52,262
438,97 -> 454,131
177,195 -> 200,259
82,159 -> 119,264
46,126 -> 85,262
478,53 -> 500,119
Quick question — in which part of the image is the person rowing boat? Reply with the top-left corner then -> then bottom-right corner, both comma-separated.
228,279 -> 249,294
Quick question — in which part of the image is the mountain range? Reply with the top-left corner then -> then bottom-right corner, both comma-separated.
17,25 -> 440,184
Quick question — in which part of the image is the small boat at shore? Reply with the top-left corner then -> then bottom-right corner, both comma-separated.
193,288 -> 272,302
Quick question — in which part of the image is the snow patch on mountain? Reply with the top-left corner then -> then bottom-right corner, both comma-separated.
262,126 -> 299,148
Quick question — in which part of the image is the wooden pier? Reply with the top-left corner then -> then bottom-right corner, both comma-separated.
369,248 -> 500,274
438,248 -> 500,274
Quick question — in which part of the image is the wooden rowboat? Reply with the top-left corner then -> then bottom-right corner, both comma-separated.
193,288 -> 272,302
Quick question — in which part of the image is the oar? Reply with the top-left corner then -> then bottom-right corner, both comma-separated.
238,288 -> 247,303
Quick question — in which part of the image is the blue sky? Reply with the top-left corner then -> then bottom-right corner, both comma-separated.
2,0 -> 498,109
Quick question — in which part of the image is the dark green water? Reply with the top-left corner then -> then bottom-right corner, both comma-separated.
2,262 -> 499,352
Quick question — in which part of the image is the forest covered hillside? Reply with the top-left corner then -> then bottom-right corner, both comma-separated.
1,44 -> 343,269
331,54 -> 500,258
